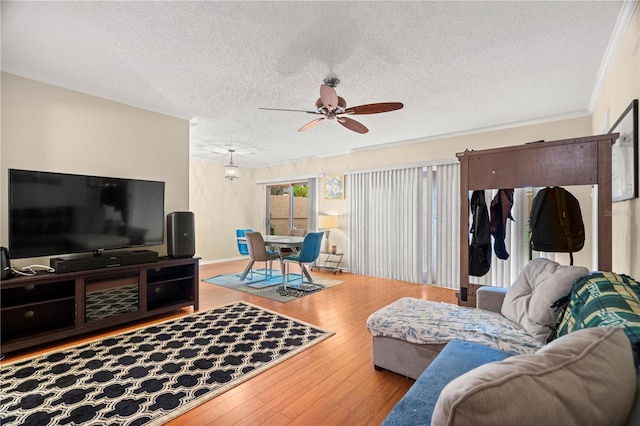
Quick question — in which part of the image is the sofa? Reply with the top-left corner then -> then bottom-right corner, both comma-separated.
366,258 -> 640,425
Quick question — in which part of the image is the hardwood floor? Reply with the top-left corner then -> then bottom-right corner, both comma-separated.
2,260 -> 456,425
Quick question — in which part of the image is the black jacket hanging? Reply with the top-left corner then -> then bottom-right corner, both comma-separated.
469,190 -> 491,277
490,189 -> 514,260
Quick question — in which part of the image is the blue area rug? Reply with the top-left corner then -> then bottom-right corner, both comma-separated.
203,270 -> 345,302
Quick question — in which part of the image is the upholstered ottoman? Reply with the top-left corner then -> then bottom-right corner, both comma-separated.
366,297 -> 542,379
367,259 -> 594,379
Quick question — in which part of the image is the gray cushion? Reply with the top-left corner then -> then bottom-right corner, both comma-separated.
431,327 -> 636,426
501,258 -> 588,342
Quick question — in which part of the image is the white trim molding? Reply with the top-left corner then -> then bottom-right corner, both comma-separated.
345,158 -> 459,175
589,0 -> 639,111
256,173 -> 324,185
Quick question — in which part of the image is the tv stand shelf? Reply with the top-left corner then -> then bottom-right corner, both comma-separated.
1,256 -> 199,355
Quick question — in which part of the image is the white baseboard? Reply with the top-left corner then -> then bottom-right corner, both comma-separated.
199,256 -> 247,265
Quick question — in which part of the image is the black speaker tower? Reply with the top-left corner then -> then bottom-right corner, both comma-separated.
167,211 -> 195,258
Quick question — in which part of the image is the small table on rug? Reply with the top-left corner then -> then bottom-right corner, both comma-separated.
238,235 -> 306,282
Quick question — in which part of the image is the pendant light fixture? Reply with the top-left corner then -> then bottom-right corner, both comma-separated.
224,149 -> 239,180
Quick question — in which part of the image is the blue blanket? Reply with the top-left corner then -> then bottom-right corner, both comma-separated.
382,340 -> 512,425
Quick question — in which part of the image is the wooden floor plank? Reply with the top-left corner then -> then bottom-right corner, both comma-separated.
2,259 -> 456,425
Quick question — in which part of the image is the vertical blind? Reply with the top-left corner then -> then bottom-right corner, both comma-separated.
347,162 -> 544,289
347,167 -> 423,282
306,178 -> 319,231
424,163 -> 460,288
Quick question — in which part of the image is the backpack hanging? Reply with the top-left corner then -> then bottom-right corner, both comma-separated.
469,190 -> 491,276
529,186 -> 585,265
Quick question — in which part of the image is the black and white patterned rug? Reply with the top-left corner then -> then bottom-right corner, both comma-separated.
0,302 -> 333,425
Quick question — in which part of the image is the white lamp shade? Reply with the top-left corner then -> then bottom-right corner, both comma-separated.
225,164 -> 239,180
225,150 -> 239,180
318,215 -> 338,229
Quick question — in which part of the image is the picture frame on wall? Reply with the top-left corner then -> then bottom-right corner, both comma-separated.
325,176 -> 345,200
609,99 -> 638,203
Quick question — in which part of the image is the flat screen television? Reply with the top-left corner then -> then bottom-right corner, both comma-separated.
9,169 -> 165,259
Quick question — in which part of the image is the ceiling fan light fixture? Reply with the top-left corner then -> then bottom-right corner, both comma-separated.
260,76 -> 403,134
224,150 -> 239,180
323,77 -> 340,88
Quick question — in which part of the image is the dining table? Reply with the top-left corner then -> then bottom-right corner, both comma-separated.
238,235 -> 308,282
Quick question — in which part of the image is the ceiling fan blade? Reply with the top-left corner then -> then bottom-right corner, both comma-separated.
344,102 -> 404,115
338,117 -> 369,134
259,107 -> 321,115
320,84 -> 339,112
298,117 -> 325,132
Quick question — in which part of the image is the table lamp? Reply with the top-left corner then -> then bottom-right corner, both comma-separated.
318,214 -> 339,253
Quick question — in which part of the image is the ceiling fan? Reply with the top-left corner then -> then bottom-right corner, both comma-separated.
259,77 -> 403,134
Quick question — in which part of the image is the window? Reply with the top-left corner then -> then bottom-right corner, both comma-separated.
266,182 -> 308,235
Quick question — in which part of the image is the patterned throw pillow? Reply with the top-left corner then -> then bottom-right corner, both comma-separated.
556,271 -> 640,364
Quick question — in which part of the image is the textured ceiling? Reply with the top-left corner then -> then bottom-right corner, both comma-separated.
1,1 -> 628,168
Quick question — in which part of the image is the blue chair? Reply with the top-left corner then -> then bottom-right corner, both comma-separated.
281,231 -> 324,289
236,229 -> 252,255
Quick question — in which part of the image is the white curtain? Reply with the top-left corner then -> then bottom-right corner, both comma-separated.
307,178 -> 319,231
424,163 -> 460,288
346,161 -> 546,289
347,167 -> 422,282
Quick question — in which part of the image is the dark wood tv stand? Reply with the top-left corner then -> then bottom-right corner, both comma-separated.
1,256 -> 199,354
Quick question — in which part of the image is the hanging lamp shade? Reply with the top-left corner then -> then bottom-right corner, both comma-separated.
225,150 -> 239,180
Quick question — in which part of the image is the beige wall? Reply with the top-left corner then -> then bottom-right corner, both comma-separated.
189,159 -> 263,262
591,5 -> 640,278
266,117 -> 596,270
194,115 -> 594,266
1,73 -> 190,268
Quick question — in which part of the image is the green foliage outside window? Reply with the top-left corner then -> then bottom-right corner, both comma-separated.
293,185 -> 308,197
